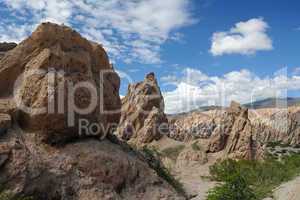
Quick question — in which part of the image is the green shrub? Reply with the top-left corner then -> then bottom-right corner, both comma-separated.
207,173 -> 257,200
208,153 -> 300,199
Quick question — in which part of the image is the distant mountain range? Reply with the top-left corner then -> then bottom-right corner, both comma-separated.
243,97 -> 300,109
169,97 -> 300,117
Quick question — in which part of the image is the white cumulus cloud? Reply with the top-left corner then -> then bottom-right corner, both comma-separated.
162,68 -> 300,114
210,18 -> 273,56
1,0 -> 195,64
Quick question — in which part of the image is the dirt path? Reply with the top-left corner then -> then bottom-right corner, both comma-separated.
264,176 -> 300,200
151,137 -> 221,200
177,163 -> 216,200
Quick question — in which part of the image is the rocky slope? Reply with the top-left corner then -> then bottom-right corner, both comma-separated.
0,23 -> 184,200
0,128 -> 184,200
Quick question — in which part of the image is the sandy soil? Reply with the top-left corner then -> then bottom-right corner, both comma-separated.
263,176 -> 300,200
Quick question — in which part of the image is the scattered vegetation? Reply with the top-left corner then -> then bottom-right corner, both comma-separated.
208,153 -> 300,199
142,148 -> 187,198
266,141 -> 290,148
161,145 -> 185,161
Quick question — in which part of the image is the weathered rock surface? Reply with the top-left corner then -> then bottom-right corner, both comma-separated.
224,102 -> 264,160
0,42 -> 17,60
0,23 -> 121,143
117,73 -> 168,147
0,129 -> 184,200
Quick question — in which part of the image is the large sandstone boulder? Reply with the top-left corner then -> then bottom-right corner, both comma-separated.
0,23 -> 121,143
117,73 -> 168,147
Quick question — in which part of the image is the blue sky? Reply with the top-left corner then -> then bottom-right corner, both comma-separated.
0,0 -> 299,113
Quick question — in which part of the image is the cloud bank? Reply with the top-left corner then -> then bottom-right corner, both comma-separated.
210,18 -> 273,56
1,0 -> 195,64
162,68 -> 300,114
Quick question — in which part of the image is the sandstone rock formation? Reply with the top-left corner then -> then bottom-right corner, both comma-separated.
169,103 -> 300,153
206,102 -> 264,160
0,42 -> 17,60
224,102 -> 264,160
0,23 -> 121,143
117,73 -> 168,147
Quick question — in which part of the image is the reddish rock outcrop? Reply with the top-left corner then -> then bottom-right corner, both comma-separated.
0,23 -> 121,143
117,73 -> 168,147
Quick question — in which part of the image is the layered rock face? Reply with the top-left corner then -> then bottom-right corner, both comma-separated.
250,107 -> 300,146
0,42 -> 17,60
206,102 -> 264,160
0,23 -> 121,143
117,73 -> 168,147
